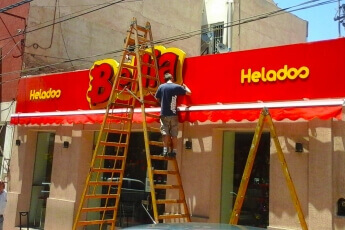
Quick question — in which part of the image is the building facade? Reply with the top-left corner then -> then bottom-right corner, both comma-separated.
7,38 -> 345,230
0,0 -> 29,185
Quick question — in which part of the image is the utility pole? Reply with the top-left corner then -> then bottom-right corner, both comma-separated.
334,1 -> 345,37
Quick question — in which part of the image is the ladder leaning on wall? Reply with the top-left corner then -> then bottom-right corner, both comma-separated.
73,18 -> 190,230
229,107 -> 308,230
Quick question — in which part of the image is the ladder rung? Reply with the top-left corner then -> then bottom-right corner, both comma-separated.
118,76 -> 138,83
127,37 -> 138,45
150,155 -> 176,161
141,62 -> 156,68
91,168 -> 124,173
153,169 -> 177,175
88,180 -> 120,186
81,206 -> 116,213
127,37 -> 136,46
147,126 -> 160,133
103,128 -> 130,135
157,199 -> 184,204
127,37 -> 149,45
124,50 -> 136,57
77,219 -> 114,226
100,141 -> 128,148
107,115 -> 132,122
141,74 -> 159,81
143,100 -> 159,106
122,63 -> 137,70
145,113 -> 160,119
139,49 -> 155,56
138,36 -> 149,43
136,24 -> 149,32
85,194 -> 119,199
110,102 -> 134,108
113,89 -> 133,96
149,141 -> 164,147
154,184 -> 180,190
95,155 -> 125,161
158,213 -> 189,220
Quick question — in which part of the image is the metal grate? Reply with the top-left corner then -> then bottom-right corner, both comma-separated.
211,23 -> 224,54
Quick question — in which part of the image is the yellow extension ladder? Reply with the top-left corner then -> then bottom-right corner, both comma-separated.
73,18 -> 190,230
229,108 -> 308,230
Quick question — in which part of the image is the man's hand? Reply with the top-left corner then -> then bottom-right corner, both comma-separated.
182,83 -> 191,95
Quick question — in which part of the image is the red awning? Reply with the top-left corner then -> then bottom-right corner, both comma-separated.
10,99 -> 344,125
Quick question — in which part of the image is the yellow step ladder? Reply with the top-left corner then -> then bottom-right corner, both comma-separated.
229,108 -> 308,230
73,18 -> 190,230
147,154 -> 191,223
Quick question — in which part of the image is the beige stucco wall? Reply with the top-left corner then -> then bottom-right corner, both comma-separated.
4,125 -> 95,229
23,0 -> 307,75
23,0 -> 203,75
178,111 -> 345,230
231,0 -> 307,51
5,107 -> 345,229
268,120 -> 309,229
333,115 -> 345,230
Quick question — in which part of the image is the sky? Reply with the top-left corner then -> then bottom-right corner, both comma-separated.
274,0 -> 343,42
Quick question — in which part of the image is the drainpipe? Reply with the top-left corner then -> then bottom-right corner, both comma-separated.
227,0 -> 233,50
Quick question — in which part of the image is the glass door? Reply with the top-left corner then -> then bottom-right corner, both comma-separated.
222,132 -> 270,228
29,132 -> 55,228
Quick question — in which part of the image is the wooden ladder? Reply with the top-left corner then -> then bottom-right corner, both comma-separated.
73,18 -> 190,230
229,108 -> 308,230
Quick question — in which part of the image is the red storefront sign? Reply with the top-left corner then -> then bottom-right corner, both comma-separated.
11,38 -> 345,125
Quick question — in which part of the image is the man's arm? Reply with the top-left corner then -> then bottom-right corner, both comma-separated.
155,87 -> 162,105
182,83 -> 191,95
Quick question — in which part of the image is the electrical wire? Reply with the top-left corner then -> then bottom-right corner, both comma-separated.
0,0 -> 33,13
25,0 -> 115,32
0,0 -> 127,42
0,39 -> 14,51
24,52 -> 82,61
25,0 -> 58,49
0,99 -> 14,112
57,0 -> 75,70
34,0 -> 141,8
0,0 -> 342,81
0,40 -> 22,61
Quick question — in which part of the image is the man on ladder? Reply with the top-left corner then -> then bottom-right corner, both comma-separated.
155,73 -> 192,158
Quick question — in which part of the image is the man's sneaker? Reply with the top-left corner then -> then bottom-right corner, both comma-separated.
168,151 -> 176,158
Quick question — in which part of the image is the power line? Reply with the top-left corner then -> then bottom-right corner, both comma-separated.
0,0 -> 33,13
0,40 -> 22,61
34,0 -> 141,8
0,0 -> 342,80
0,0 -> 127,42
24,0 -> 117,31
334,2 -> 345,36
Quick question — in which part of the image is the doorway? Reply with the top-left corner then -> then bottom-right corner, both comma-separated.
101,132 -> 161,227
29,132 -> 55,228
221,132 -> 270,228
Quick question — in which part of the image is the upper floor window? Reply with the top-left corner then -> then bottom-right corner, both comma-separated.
201,22 -> 224,55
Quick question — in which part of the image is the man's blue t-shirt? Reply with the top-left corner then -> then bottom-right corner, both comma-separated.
155,83 -> 186,116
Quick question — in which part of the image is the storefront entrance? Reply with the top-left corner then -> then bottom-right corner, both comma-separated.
29,132 -> 55,228
221,132 -> 270,228
101,132 -> 162,227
